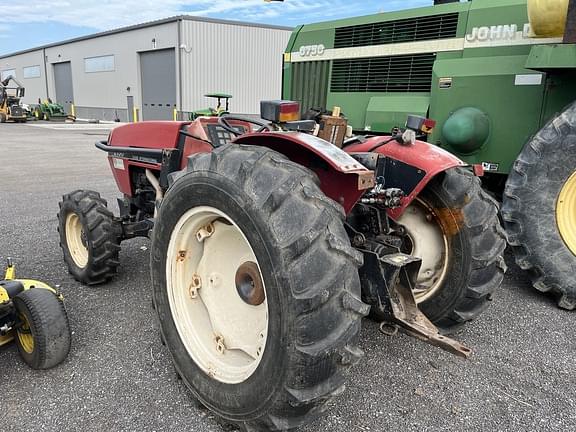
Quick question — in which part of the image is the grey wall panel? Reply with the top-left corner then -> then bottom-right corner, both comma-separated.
53,61 -> 74,113
180,21 -> 291,114
0,50 -> 48,104
75,106 -> 128,122
44,22 -> 178,113
140,49 -> 177,120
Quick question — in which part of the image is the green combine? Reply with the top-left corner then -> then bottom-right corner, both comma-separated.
283,0 -> 576,309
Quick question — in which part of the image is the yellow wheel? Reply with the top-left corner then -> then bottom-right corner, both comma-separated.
502,101 -> 576,310
17,313 -> 34,354
556,171 -> 576,256
13,288 -> 71,369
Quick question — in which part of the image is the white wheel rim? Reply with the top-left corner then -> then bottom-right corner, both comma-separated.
166,206 -> 269,384
65,212 -> 89,268
396,198 -> 450,303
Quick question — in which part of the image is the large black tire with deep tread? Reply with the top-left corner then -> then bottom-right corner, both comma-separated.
58,190 -> 121,285
151,144 -> 369,431
13,288 -> 71,369
399,167 -> 507,333
502,101 -> 576,310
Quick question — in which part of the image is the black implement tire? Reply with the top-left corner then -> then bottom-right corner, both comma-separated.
376,167 -> 507,333
151,144 -> 369,431
502,101 -> 576,310
58,190 -> 121,285
13,288 -> 71,369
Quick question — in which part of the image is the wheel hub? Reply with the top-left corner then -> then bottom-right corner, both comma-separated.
17,313 -> 34,354
65,212 -> 89,268
396,198 -> 450,303
556,171 -> 576,256
235,262 -> 265,306
166,207 -> 268,384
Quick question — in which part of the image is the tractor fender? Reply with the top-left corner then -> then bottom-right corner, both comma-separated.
233,132 -> 374,214
345,136 -> 467,220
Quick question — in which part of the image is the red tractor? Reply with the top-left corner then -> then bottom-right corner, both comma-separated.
57,101 -> 505,431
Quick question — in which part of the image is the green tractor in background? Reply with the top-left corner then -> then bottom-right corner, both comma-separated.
34,98 -> 75,121
190,93 -> 232,119
283,0 -> 576,309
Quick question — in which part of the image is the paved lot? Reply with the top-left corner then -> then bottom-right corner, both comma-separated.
1,122 -> 575,432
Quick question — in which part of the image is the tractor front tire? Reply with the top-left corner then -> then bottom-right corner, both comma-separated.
58,190 -> 121,285
502,101 -> 576,310
390,167 -> 507,333
0,113 -> 6,123
13,288 -> 71,369
151,145 -> 368,431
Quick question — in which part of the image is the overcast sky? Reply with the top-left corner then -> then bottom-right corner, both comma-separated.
0,0 -> 445,56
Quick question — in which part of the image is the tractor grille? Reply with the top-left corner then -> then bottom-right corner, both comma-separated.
290,60 -> 330,113
330,53 -> 436,93
334,13 -> 459,48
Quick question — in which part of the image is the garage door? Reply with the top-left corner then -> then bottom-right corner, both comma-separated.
140,49 -> 177,120
54,62 -> 74,114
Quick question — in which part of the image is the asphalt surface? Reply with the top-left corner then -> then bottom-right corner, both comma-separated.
0,122 -> 575,432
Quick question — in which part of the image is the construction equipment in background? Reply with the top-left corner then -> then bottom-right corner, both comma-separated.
34,98 -> 75,121
283,0 -> 576,310
0,76 -> 26,123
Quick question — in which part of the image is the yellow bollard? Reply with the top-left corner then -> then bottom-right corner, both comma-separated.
133,107 -> 139,122
173,109 -> 178,121
70,104 -> 76,118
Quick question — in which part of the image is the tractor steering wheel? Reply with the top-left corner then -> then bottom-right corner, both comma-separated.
218,114 -> 272,137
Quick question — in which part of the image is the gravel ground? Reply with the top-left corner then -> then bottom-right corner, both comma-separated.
0,122 -> 575,432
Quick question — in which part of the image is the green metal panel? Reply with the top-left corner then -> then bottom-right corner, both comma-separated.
526,44 -> 576,69
540,71 -> 576,123
365,95 -> 431,133
290,60 -> 330,113
430,55 -> 547,173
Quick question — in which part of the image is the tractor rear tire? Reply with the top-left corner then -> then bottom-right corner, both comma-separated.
388,167 -> 507,333
151,144 -> 368,431
58,190 -> 121,285
502,101 -> 576,310
13,288 -> 71,369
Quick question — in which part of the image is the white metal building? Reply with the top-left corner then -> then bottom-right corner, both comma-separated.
0,17 -> 292,121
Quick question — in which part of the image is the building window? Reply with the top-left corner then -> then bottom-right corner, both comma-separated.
84,55 -> 115,73
23,65 -> 41,79
1,69 -> 16,80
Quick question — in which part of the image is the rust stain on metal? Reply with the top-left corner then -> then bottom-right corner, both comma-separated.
432,207 -> 465,237
357,171 -> 376,190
